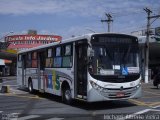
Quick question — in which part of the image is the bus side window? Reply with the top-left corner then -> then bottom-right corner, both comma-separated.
24,56 -> 26,69
26,53 -> 32,68
45,48 -> 53,68
54,46 -> 62,67
18,54 -> 22,68
40,51 -> 46,70
31,52 -> 38,68
22,54 -> 26,69
62,44 -> 73,68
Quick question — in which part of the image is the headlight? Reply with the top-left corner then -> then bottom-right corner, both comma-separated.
133,83 -> 141,90
136,82 -> 141,89
90,81 -> 107,92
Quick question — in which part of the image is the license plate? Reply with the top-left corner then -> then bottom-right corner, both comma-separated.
116,92 -> 125,97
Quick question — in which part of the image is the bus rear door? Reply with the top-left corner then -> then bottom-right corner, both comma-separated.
21,54 -> 26,86
38,51 -> 45,92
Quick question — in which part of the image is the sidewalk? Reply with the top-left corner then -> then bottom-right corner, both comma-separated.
0,76 -> 16,81
0,76 -> 20,94
141,80 -> 155,88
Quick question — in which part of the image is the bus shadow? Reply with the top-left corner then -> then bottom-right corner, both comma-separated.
36,92 -> 137,110
16,88 -> 137,110
71,100 -> 136,110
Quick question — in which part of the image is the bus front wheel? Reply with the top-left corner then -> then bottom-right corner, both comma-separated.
62,87 -> 72,104
28,80 -> 33,93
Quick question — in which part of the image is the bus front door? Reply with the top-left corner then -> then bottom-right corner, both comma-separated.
38,52 -> 45,91
75,42 -> 87,99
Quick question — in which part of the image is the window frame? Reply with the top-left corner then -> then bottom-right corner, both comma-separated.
31,51 -> 38,68
62,43 -> 73,68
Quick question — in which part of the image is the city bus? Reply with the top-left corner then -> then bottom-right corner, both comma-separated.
17,33 -> 141,104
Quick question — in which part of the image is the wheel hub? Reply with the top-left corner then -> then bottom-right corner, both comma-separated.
65,90 -> 71,100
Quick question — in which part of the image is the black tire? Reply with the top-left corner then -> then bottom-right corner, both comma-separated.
62,87 -> 72,104
28,80 -> 33,93
153,80 -> 157,86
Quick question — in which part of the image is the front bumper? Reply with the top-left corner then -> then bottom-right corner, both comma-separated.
87,86 -> 142,102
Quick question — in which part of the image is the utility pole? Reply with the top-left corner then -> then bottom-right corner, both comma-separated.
144,7 -> 152,83
101,13 -> 113,32
143,8 -> 160,83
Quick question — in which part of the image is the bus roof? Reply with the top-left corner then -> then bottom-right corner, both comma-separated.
18,34 -> 90,54
18,32 -> 137,54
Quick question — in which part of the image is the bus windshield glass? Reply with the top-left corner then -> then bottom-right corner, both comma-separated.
89,34 -> 139,77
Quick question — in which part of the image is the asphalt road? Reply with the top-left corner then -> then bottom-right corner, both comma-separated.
0,77 -> 160,120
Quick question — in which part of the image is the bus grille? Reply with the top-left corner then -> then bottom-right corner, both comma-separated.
100,86 -> 137,99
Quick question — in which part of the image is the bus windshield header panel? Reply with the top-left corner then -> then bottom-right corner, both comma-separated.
89,34 -> 140,82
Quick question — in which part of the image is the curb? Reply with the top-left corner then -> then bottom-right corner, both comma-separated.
0,85 -> 10,93
0,76 -> 16,81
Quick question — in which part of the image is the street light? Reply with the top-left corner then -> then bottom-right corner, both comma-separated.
0,31 -> 14,50
85,28 -> 96,33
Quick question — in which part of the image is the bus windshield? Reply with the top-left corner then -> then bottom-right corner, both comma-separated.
89,35 -> 139,77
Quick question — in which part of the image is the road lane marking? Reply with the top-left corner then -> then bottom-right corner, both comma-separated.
149,102 -> 160,106
129,89 -> 160,107
153,105 -> 160,109
46,117 -> 64,120
129,99 -> 160,107
9,88 -> 28,94
18,115 -> 40,120
134,109 -> 151,114
0,93 -> 44,99
118,108 -> 160,120
142,96 -> 160,98
115,109 -> 152,120
129,99 -> 148,106
134,108 -> 160,114
0,112 -> 20,120
10,113 -> 20,120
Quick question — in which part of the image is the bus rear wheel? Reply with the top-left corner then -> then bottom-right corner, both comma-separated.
62,87 -> 72,104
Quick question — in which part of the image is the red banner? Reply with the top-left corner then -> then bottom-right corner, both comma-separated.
5,35 -> 62,42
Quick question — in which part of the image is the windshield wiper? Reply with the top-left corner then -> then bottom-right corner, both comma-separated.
105,47 -> 113,61
122,45 -> 131,63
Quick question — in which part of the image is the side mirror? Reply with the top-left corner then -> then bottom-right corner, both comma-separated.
88,48 -> 94,57
90,50 -> 94,57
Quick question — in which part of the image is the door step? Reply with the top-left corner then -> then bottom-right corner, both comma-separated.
39,89 -> 45,93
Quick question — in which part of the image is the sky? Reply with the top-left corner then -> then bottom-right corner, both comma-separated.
0,0 -> 160,39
